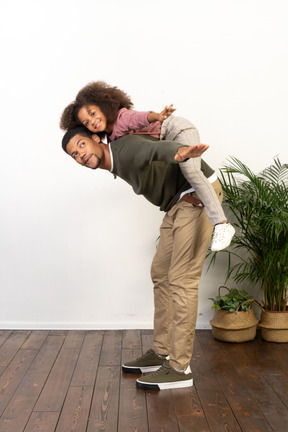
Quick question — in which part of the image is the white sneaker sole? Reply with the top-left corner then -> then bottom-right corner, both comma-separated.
136,378 -> 193,390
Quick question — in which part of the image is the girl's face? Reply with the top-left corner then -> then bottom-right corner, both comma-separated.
78,105 -> 113,134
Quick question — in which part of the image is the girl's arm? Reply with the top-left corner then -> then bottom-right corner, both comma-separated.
110,105 -> 176,141
147,104 -> 176,123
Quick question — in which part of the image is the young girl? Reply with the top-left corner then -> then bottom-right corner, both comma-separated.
60,81 -> 235,251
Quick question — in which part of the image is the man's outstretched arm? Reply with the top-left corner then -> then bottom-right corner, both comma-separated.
174,144 -> 209,162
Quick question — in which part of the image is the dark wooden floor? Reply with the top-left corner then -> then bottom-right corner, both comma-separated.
0,329 -> 287,432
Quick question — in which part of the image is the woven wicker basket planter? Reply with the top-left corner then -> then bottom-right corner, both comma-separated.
210,309 -> 259,343
259,310 -> 288,343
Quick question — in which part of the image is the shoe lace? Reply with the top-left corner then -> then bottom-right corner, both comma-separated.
213,224 -> 229,242
149,362 -> 170,376
135,349 -> 155,361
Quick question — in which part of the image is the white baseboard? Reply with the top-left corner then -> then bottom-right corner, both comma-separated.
0,321 -> 212,330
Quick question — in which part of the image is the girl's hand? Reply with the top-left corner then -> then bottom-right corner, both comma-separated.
158,104 -> 176,122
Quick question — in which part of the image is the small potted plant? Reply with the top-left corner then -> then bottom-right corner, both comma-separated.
209,286 -> 259,342
209,157 -> 288,342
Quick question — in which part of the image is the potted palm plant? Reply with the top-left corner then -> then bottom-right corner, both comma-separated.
209,156 -> 288,342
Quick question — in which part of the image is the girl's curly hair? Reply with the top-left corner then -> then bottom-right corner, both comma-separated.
60,101 -> 82,130
60,81 -> 134,131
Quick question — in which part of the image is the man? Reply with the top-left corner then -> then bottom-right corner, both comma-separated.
62,126 -> 223,390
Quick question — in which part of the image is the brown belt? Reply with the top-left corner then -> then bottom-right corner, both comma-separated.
181,193 -> 205,208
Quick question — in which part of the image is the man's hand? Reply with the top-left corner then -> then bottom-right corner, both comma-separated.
174,144 -> 209,161
158,104 -> 176,122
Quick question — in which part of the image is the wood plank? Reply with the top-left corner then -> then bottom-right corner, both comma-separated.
0,331 -> 31,367
196,331 -> 234,373
49,330 -> 69,336
122,329 -> 141,349
222,341 -> 288,430
0,332 -> 13,349
120,330 -> 150,432
0,336 -> 65,431
0,370 -> 52,432
29,335 -> 66,372
235,338 -> 283,375
146,390 -> 180,432
24,412 -> 59,432
71,331 -> 104,387
118,371 -> 148,432
99,330 -> 122,366
192,334 -> 221,392
61,330 -> 86,349
121,329 -> 142,369
34,331 -> 86,412
141,330 -> 154,354
86,365 -> 120,432
197,330 -> 273,432
197,389 -> 242,432
34,347 -> 81,412
250,380 -> 288,430
121,348 -> 142,366
264,372 -> 288,408
0,349 -> 37,416
21,331 -> 49,350
172,386 -> 211,432
1,329 -> 288,432
55,386 -> 93,432
256,339 -> 288,374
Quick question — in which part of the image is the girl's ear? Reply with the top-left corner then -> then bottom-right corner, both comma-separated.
92,134 -> 101,143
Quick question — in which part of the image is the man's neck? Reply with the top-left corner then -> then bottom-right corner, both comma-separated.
99,142 -> 112,171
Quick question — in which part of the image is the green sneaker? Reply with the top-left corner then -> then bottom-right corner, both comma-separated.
136,361 -> 193,390
122,349 -> 169,373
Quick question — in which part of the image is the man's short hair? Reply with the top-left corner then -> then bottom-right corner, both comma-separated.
62,126 -> 93,153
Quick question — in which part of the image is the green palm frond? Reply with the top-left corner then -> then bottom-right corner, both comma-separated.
209,156 -> 288,311
261,157 -> 288,185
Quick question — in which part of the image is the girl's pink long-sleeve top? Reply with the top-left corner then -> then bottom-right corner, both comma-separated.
109,108 -> 162,142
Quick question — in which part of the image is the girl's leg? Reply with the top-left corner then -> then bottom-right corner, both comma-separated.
176,138 -> 226,225
161,116 -> 235,251
161,116 -> 226,225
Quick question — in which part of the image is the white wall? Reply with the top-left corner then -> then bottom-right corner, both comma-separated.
0,0 -> 287,329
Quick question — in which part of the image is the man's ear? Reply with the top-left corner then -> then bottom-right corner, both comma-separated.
92,134 -> 101,143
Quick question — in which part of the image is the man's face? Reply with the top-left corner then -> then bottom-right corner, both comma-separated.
78,105 -> 112,134
66,133 -> 104,169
